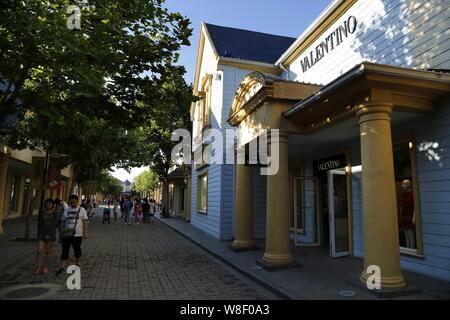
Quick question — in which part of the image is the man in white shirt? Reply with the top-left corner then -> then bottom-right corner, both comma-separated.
57,194 -> 89,275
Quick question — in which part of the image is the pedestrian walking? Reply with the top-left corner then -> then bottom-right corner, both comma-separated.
134,197 -> 142,225
142,198 -> 150,224
54,198 -> 65,220
119,196 -> 125,219
149,199 -> 156,223
57,194 -> 89,275
103,205 -> 111,224
85,199 -> 94,219
123,197 -> 133,225
113,201 -> 120,224
34,199 -> 60,275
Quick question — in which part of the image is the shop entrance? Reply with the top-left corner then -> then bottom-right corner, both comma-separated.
318,168 -> 350,257
327,169 -> 350,257
313,153 -> 351,257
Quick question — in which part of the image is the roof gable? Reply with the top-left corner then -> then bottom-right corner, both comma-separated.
205,23 -> 296,64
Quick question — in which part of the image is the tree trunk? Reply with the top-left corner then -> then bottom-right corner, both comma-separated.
161,179 -> 170,218
25,151 -> 49,240
24,186 -> 44,241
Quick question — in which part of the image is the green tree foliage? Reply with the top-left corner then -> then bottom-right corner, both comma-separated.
124,73 -> 194,214
131,170 -> 159,194
0,0 -> 193,179
127,73 -> 193,179
0,0 -> 192,127
99,172 -> 123,198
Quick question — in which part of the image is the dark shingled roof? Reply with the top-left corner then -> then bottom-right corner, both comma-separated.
205,23 -> 296,64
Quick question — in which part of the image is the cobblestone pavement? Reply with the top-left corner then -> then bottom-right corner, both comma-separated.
0,208 -> 279,300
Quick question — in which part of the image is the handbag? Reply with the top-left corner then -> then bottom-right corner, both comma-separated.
61,207 -> 81,240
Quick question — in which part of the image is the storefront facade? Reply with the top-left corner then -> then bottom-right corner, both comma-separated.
190,22 -> 296,240
226,0 -> 450,287
0,144 -> 75,234
191,0 -> 450,287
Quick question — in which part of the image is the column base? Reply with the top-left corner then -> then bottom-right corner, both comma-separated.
228,242 -> 259,252
360,271 -> 407,289
256,258 -> 301,272
263,252 -> 294,264
230,240 -> 257,252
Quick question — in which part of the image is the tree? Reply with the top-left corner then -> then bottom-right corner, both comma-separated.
0,0 -> 193,238
0,0 -> 192,128
125,73 -> 194,216
99,172 -> 123,199
132,170 -> 159,197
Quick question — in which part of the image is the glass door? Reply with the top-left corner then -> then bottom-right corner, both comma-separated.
328,169 -> 350,257
293,176 -> 320,246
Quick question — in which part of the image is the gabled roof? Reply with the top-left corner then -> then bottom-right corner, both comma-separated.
191,22 -> 296,116
205,23 -> 296,64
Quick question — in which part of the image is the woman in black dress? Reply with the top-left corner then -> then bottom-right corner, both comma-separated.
34,198 -> 60,275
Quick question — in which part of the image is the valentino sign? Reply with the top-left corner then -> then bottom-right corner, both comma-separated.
300,16 -> 358,73
313,154 -> 346,176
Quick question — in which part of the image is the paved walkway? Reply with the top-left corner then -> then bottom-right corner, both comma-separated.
156,214 -> 450,300
0,208 -> 279,300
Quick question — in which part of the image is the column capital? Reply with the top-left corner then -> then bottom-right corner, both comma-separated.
356,102 -> 393,125
267,129 -> 289,144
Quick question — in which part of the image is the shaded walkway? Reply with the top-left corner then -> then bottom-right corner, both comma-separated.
156,214 -> 450,300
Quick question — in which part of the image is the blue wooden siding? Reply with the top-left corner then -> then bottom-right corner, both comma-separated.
398,95 -> 450,281
218,65 -> 255,240
190,165 -> 222,239
190,64 -> 255,240
221,164 -> 235,240
287,0 -> 450,85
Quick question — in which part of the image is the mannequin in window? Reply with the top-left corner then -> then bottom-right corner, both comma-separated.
399,179 -> 415,249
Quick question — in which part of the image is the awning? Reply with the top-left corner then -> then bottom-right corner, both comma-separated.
283,62 -> 450,134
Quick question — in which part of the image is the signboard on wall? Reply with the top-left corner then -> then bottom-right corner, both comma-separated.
313,154 -> 346,176
299,15 -> 358,73
47,159 -> 61,190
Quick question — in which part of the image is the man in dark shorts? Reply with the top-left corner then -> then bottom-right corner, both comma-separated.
57,194 -> 89,275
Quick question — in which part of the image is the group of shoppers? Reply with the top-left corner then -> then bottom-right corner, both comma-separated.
34,194 -> 159,275
34,194 -> 88,275
118,196 -> 158,225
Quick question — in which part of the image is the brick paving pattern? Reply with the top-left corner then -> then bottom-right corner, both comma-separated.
0,210 -> 277,300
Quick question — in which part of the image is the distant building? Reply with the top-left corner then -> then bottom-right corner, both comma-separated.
119,179 -> 132,195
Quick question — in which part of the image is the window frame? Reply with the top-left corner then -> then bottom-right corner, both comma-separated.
196,74 -> 212,137
393,132 -> 424,257
290,168 -> 306,234
196,171 -> 208,214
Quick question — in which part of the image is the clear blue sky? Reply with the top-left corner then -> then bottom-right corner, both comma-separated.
164,0 -> 333,85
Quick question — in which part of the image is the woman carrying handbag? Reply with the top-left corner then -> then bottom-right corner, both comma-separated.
57,194 -> 89,275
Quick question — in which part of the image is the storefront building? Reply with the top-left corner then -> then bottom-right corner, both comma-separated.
190,21 -> 296,240
191,0 -> 450,287
167,166 -> 188,217
0,144 -> 75,234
